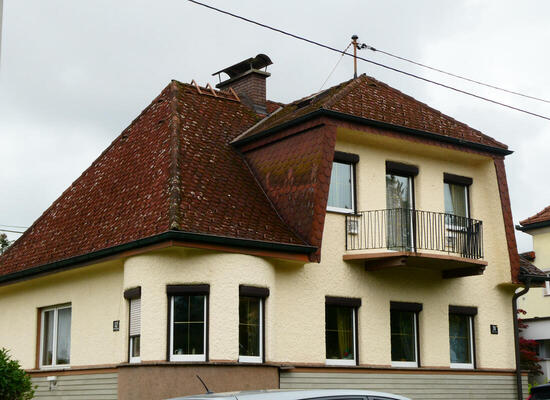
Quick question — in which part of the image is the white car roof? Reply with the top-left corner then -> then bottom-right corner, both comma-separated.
168,389 -> 411,400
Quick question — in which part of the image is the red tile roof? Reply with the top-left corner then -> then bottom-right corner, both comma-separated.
235,75 -> 508,151
0,81 -> 305,277
520,206 -> 550,227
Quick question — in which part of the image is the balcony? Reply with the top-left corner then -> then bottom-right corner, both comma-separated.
344,209 -> 486,278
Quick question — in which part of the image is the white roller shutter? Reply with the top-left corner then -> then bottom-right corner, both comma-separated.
129,298 -> 141,337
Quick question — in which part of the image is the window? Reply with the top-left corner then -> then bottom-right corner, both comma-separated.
167,285 -> 209,362
544,273 -> 550,296
444,182 -> 469,218
239,285 -> 269,363
327,152 -> 359,213
390,301 -> 421,368
325,296 -> 361,366
386,161 -> 418,251
40,304 -> 71,368
449,305 -> 476,369
124,287 -> 141,363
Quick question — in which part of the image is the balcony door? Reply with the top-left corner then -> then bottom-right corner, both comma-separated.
386,173 -> 414,251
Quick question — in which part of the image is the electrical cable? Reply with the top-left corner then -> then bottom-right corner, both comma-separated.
187,0 -> 550,122
0,228 -> 24,234
0,224 -> 28,229
363,44 -> 550,104
319,42 -> 351,91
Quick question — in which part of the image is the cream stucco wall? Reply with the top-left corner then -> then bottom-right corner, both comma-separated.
0,126 -> 517,372
519,227 -> 550,319
0,260 -> 126,369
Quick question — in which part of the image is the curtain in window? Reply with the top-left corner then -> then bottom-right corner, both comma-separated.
328,162 -> 352,210
386,174 -> 412,250
239,297 -> 260,357
444,183 -> 467,217
42,310 -> 55,365
391,310 -> 415,362
325,306 -> 354,360
56,308 -> 71,365
449,314 -> 471,364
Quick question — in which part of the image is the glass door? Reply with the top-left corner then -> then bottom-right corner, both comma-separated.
386,174 -> 414,251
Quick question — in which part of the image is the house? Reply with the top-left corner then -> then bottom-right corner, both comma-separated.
0,54 -> 530,399
517,207 -> 550,383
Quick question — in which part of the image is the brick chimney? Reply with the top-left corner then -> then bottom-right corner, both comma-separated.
213,54 -> 272,114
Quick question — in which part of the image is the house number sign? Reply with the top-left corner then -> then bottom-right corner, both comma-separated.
113,320 -> 120,332
490,324 -> 498,334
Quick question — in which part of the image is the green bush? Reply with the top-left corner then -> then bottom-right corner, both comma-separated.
0,348 -> 35,400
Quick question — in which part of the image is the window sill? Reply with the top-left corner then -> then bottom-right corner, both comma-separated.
391,361 -> 418,368
239,356 -> 262,364
38,365 -> 71,371
450,363 -> 474,369
325,359 -> 356,366
326,207 -> 356,215
170,355 -> 206,362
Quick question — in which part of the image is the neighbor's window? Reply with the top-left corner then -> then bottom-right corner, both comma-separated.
449,306 -> 476,369
325,297 -> 360,366
169,289 -> 208,362
129,298 -> 141,363
545,273 -> 550,296
390,302 -> 421,368
239,297 -> 263,363
40,305 -> 71,368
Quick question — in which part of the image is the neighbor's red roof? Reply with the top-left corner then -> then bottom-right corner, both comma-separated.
520,206 -> 550,227
0,81 -> 304,276
235,74 -> 508,151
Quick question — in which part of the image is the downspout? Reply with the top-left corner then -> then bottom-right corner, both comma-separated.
513,277 -> 531,400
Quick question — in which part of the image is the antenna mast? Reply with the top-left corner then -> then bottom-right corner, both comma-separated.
351,35 -> 358,78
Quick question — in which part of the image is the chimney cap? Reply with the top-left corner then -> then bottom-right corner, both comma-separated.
212,54 -> 272,79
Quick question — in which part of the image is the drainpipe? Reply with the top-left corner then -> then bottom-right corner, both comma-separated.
513,277 -> 531,400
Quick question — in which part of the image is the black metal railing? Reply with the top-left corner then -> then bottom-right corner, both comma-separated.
345,208 -> 483,259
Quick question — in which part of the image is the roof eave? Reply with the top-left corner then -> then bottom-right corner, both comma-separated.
233,109 -> 513,156
516,220 -> 550,232
0,231 -> 316,285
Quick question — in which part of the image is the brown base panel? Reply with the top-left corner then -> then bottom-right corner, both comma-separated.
117,364 -> 279,400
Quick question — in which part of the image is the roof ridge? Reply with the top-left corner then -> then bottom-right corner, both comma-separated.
359,75 -> 508,149
322,75 -> 366,109
168,80 -> 183,230
0,83 -> 174,266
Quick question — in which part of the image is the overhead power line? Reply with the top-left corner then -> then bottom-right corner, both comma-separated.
0,224 -> 28,229
361,44 -> 550,105
0,228 -> 24,234
187,0 -> 550,122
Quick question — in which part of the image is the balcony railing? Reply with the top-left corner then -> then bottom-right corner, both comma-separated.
345,209 -> 483,260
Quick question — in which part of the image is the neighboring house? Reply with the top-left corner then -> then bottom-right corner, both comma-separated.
0,54 -> 529,400
517,207 -> 550,384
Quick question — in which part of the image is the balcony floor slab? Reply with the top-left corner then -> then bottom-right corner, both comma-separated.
343,251 -> 487,278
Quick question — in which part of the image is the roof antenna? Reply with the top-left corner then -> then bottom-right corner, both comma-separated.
352,35 -> 358,78
351,35 -> 367,78
196,375 -> 213,394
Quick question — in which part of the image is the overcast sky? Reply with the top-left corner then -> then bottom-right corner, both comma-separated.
1,0 -> 549,253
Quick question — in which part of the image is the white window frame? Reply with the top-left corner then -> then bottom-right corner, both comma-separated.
327,161 -> 355,214
169,295 -> 207,362
544,272 -> 550,296
391,311 -> 418,368
325,307 -> 357,366
238,298 -> 263,364
450,315 -> 474,369
129,298 -> 141,364
39,304 -> 71,369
